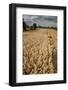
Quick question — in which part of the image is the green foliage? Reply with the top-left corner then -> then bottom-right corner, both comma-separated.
33,23 -> 37,30
23,19 -> 27,31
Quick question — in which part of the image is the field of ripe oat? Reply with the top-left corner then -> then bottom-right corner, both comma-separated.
23,29 -> 57,75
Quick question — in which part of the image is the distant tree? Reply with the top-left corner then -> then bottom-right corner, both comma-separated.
33,23 -> 36,30
23,18 -> 27,31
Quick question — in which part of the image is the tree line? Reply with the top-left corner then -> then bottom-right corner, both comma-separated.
23,19 -> 57,31
23,19 -> 37,31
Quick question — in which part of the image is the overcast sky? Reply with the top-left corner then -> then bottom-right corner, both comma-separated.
23,14 -> 57,27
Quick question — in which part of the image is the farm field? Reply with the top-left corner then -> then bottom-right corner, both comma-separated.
23,28 -> 57,75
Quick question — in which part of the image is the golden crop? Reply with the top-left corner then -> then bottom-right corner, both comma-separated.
23,29 -> 57,75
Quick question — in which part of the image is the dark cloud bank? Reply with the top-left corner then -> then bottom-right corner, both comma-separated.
23,15 -> 57,28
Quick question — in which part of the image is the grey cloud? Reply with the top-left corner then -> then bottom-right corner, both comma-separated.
23,14 -> 57,27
